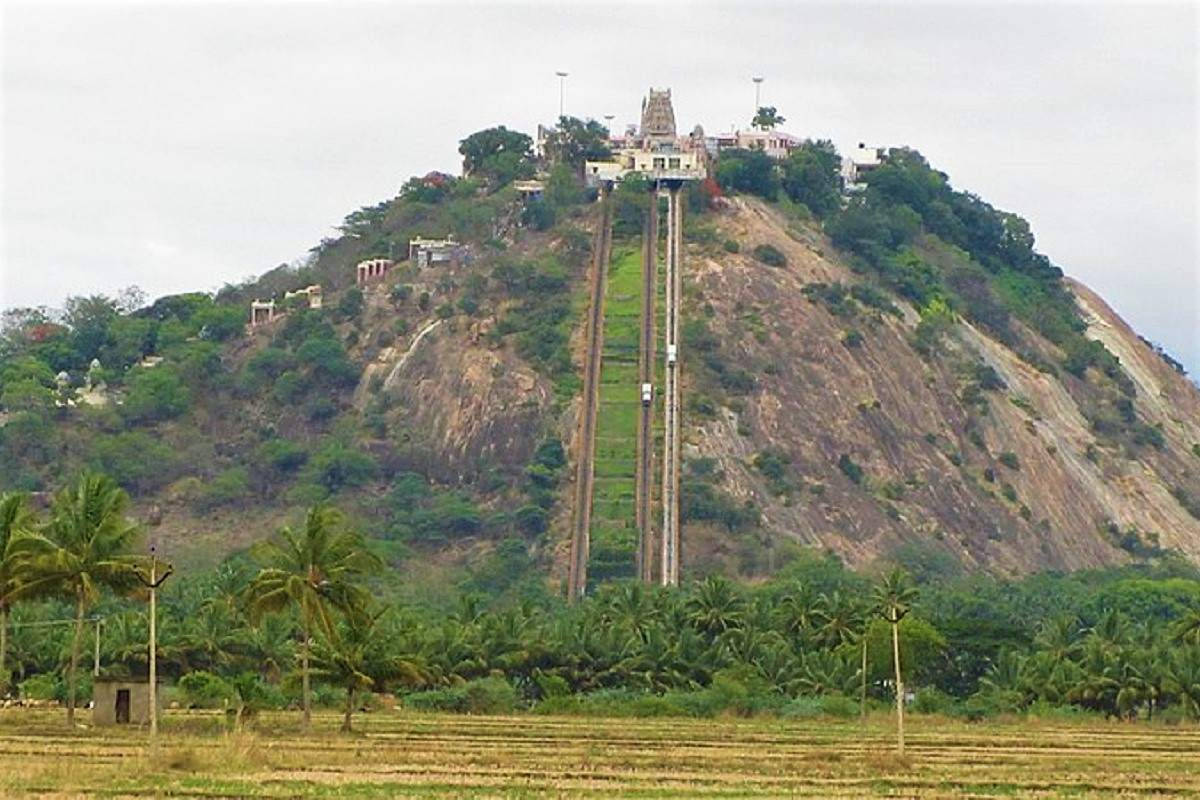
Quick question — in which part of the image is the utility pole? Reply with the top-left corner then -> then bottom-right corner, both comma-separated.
555,71 -> 569,120
138,542 -> 172,743
603,114 -> 614,136
92,619 -> 103,678
752,76 -> 764,122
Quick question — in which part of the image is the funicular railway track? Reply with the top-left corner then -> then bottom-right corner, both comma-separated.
660,185 -> 683,586
567,199 -> 613,601
635,200 -> 658,583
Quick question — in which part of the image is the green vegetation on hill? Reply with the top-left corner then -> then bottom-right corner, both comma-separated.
0,121 -> 608,606
715,137 -> 1174,454
589,243 -> 645,581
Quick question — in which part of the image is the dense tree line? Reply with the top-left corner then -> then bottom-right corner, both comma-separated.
5,481 -> 1200,731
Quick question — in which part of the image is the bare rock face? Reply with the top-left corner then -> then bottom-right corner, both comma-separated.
683,198 -> 1200,574
383,321 -> 552,483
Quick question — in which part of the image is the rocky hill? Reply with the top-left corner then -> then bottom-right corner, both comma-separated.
674,197 -> 1200,576
2,141 -> 1198,589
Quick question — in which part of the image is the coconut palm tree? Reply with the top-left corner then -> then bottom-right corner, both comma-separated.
815,591 -> 871,718
798,649 -> 860,696
244,504 -> 380,729
0,492 -> 37,696
241,612 -> 296,684
310,607 -> 426,732
10,474 -> 145,725
686,575 -> 744,638
874,568 -> 918,755
775,580 -> 820,644
1033,615 -> 1082,664
1163,646 -> 1200,720
1171,608 -> 1200,647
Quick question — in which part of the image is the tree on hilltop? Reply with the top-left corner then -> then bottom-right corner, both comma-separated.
752,106 -> 785,130
458,126 -> 535,188
543,116 -> 611,174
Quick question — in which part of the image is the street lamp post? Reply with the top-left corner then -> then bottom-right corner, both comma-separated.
752,76 -> 764,121
555,71 -> 569,119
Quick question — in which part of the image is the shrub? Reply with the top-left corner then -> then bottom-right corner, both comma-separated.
802,282 -> 855,317
682,319 -> 720,352
681,480 -> 758,532
778,140 -> 841,216
390,284 -> 413,304
841,329 -> 864,348
193,467 -> 250,513
272,370 -> 308,403
820,694 -> 860,718
779,696 -> 824,719
719,368 -> 756,394
838,454 -> 865,485
301,440 -> 378,493
1132,423 -> 1165,449
514,504 -> 549,535
194,304 -> 246,341
408,492 -> 483,542
122,366 -> 192,423
963,689 -> 1024,720
295,334 -> 358,389
255,439 -> 308,474
911,298 -> 956,356
90,431 -> 180,494
912,687 -> 958,715
304,396 -> 338,422
336,288 -> 364,319
723,239 -> 740,253
178,671 -> 236,708
245,347 -> 294,382
752,244 -> 787,267
973,362 -> 1006,391
690,393 -> 717,418
998,451 -> 1020,470
753,448 -> 790,483
404,677 -> 517,714
848,283 -> 902,316
522,197 -> 555,230
19,673 -> 60,702
713,148 -> 779,199
1170,486 -> 1200,520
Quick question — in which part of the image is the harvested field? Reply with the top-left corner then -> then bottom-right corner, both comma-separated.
1,710 -> 1198,797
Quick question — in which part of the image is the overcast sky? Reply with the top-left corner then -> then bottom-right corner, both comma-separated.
2,1 -> 1197,373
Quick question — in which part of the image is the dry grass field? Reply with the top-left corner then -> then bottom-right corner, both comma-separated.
1,708 -> 1198,798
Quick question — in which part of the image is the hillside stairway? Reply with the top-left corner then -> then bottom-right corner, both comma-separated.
588,241 -> 647,581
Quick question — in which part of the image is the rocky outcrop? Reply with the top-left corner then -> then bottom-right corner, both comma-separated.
682,198 -> 1200,574
382,319 -> 553,484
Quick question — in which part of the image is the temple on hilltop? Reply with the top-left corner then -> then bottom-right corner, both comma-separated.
639,88 -> 677,142
584,88 -> 705,187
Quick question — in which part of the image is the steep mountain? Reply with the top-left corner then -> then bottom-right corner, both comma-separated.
2,145 -> 1197,588
675,197 -> 1200,576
